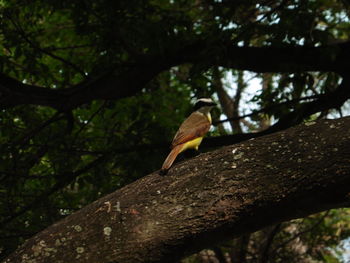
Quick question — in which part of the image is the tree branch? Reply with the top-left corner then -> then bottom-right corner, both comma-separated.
213,95 -> 320,126
259,224 -> 282,263
176,40 -> 350,74
6,13 -> 86,77
271,211 -> 330,254
268,76 -> 350,132
4,116 -> 350,263
1,41 -> 350,110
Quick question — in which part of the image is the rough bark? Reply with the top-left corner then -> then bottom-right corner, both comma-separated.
4,117 -> 350,263
1,41 -> 350,110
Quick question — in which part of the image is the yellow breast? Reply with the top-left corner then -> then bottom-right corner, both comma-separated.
179,137 -> 203,153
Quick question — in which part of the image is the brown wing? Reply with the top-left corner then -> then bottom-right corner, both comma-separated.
171,111 -> 211,148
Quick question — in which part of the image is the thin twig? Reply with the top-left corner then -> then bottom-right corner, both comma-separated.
0,154 -> 107,227
6,13 -> 86,77
213,95 -> 320,126
12,111 -> 63,147
271,211 -> 330,253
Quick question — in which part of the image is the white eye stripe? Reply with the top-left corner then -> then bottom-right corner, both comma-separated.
196,98 -> 213,104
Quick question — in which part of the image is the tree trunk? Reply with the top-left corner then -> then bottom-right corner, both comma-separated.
4,117 -> 350,263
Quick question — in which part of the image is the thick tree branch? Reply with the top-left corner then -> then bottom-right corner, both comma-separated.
175,40 -> 350,74
4,116 -> 350,263
1,41 -> 350,110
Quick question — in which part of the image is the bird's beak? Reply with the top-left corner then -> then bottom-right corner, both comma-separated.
210,102 -> 217,107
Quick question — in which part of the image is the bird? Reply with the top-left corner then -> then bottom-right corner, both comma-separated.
160,98 -> 217,175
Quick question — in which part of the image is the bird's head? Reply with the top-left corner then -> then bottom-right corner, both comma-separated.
194,98 -> 217,112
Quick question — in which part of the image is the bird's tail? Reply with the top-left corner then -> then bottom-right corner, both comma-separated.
160,144 -> 183,174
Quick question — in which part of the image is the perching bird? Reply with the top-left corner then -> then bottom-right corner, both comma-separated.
160,98 -> 216,174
